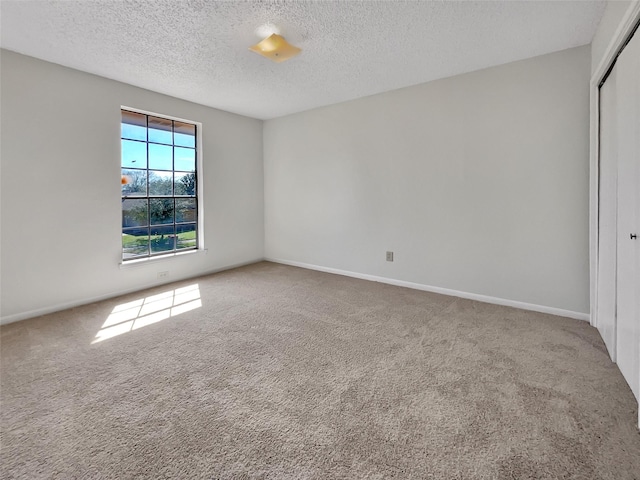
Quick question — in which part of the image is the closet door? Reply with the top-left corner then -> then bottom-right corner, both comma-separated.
615,29 -> 640,402
596,67 -> 618,361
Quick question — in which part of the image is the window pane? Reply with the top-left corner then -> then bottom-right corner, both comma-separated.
122,227 -> 149,258
121,111 -> 147,141
148,116 -> 172,144
175,172 -> 196,196
150,198 -> 174,225
148,143 -> 173,170
150,225 -> 175,254
122,199 -> 148,227
176,223 -> 196,250
174,147 -> 195,172
122,169 -> 147,197
176,198 -> 197,223
174,121 -> 195,148
121,140 -> 147,169
149,171 -> 173,196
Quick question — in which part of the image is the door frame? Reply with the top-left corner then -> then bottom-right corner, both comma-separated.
589,2 -> 640,331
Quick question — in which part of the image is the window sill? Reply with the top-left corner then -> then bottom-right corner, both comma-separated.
119,248 -> 208,268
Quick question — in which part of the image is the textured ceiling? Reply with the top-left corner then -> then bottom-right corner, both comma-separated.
0,1 -> 606,120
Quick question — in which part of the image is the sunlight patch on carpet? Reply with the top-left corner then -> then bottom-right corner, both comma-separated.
92,284 -> 201,343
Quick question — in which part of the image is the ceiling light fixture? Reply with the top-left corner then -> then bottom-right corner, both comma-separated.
249,33 -> 301,63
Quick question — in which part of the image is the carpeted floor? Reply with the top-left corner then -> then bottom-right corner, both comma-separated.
1,261 -> 639,479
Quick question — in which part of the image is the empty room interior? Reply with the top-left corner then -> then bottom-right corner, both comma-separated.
1,0 -> 640,478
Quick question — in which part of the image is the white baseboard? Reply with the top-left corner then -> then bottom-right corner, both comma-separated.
0,258 -> 263,325
3,257 -> 589,325
265,257 -> 590,322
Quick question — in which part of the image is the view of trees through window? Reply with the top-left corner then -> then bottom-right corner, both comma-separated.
121,109 -> 198,260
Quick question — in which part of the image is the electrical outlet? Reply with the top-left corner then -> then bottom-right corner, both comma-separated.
158,271 -> 169,278
386,251 -> 394,262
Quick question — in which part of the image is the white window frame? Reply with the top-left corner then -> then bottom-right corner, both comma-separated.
120,106 -> 205,265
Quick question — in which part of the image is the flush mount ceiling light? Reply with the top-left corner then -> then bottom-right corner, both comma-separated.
249,33 -> 301,63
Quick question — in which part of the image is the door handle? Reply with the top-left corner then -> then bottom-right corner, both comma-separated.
632,233 -> 638,240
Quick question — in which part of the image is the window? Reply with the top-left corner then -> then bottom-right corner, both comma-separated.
121,109 -> 199,261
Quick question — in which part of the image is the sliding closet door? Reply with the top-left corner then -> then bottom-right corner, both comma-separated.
615,29 -> 640,402
596,68 -> 618,361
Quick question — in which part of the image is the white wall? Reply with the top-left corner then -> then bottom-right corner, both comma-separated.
591,1 -> 634,75
1,50 -> 264,323
264,46 -> 591,315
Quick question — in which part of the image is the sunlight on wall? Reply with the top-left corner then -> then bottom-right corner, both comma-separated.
93,284 -> 201,343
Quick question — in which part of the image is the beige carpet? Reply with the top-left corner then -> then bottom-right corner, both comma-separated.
1,261 -> 639,479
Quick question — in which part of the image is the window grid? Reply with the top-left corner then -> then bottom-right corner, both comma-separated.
121,110 -> 198,260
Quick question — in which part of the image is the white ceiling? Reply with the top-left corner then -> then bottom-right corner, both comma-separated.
0,1 -> 606,120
